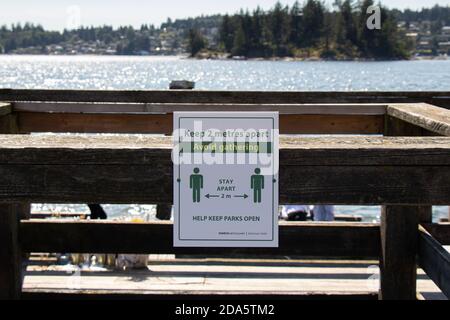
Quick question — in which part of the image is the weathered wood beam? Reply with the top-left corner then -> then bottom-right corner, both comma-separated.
0,164 -> 448,205
16,112 -> 384,135
387,103 -> 450,136
20,221 -> 380,258
1,89 -> 450,106
385,114 -> 431,137
380,107 -> 440,300
0,204 -> 24,300
1,135 -> 449,165
0,103 -> 17,134
0,136 -> 449,205
0,103 -> 12,117
379,206 -> 419,300
418,226 -> 450,299
12,102 -> 387,115
422,223 -> 450,245
21,290 -> 379,300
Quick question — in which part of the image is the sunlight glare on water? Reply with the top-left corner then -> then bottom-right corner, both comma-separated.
1,55 -> 450,91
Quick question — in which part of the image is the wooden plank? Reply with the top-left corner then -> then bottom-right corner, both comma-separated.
1,89 -> 450,106
279,114 -> 383,134
18,113 -> 173,134
0,204 -> 23,300
1,135 -> 449,166
22,256 -> 444,300
31,212 -> 90,219
22,258 -> 381,299
385,115 -> 428,137
422,223 -> 450,245
20,221 -> 381,258
13,102 -> 387,115
0,136 -> 449,205
387,103 -> 450,136
418,226 -> 450,299
16,112 -> 384,134
417,206 -> 433,224
379,206 -> 419,300
21,290 -> 378,300
0,103 -> 12,117
0,104 -> 18,134
0,114 -> 18,134
0,164 -> 448,205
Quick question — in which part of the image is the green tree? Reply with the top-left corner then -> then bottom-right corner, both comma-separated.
289,1 -> 303,47
301,0 -> 325,47
187,28 -> 206,57
335,0 -> 358,47
232,22 -> 247,56
219,14 -> 234,52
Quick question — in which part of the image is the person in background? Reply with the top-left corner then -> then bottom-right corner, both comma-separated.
281,205 -> 311,221
313,205 -> 335,221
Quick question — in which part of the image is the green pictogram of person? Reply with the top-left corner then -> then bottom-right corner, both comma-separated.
251,168 -> 264,203
190,168 -> 203,203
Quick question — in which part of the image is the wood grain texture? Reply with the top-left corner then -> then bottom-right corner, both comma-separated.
13,102 -> 387,115
22,258 -> 385,299
16,112 -> 384,134
418,226 -> 450,299
422,223 -> 450,245
0,204 -> 23,300
2,89 -> 450,107
388,103 -> 450,136
0,103 -> 11,117
385,115 -> 431,137
0,136 -> 449,204
18,113 -> 173,134
379,206 -> 419,300
20,220 -> 380,258
1,135 -> 449,165
0,104 -> 17,134
0,114 -> 18,134
21,290 -> 378,300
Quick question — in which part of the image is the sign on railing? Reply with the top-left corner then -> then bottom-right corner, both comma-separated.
173,112 -> 279,247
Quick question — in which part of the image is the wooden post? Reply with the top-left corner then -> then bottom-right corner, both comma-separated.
156,204 -> 172,220
155,81 -> 196,220
380,114 -> 431,300
0,103 -> 18,134
0,204 -> 24,299
417,206 -> 433,224
379,206 -> 419,300
385,114 -> 423,137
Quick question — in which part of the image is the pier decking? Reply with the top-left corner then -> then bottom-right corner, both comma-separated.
0,90 -> 450,300
22,256 -> 445,300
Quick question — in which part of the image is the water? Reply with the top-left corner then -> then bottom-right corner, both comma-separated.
1,55 -> 450,91
1,55 -> 448,222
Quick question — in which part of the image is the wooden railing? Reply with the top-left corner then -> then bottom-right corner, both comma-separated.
0,90 -> 450,300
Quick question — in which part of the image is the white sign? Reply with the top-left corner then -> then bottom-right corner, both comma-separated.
173,112 -> 279,247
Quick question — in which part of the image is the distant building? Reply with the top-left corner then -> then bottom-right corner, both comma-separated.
438,41 -> 450,55
442,26 -> 450,35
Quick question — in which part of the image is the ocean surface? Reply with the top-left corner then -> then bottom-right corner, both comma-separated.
1,55 -> 448,222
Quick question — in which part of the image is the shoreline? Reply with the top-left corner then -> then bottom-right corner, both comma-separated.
0,53 -> 448,62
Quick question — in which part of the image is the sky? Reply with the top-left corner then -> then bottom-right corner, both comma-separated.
1,0 -> 449,31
